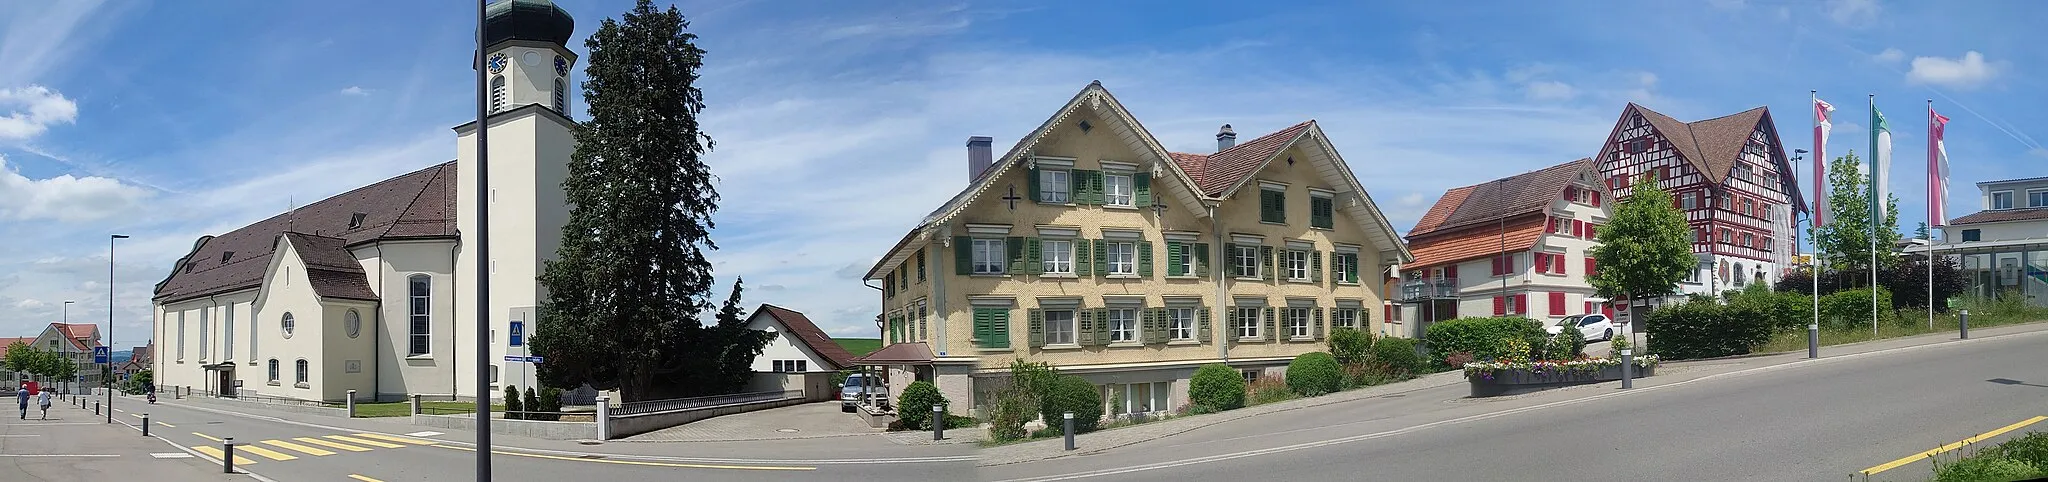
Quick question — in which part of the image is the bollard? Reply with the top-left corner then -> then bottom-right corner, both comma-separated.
142,414 -> 150,437
346,390 -> 358,418
94,402 -> 100,415
1063,412 -> 1076,451
595,395 -> 611,441
1807,322 -> 1819,359
410,394 -> 422,416
932,404 -> 944,441
222,437 -> 236,473
1620,348 -> 1633,389
1960,310 -> 1970,339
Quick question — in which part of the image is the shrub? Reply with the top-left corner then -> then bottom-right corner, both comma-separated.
1245,375 -> 1296,406
502,385 -> 523,420
1189,364 -> 1246,413
1285,353 -> 1342,397
1539,329 -> 1585,361
897,381 -> 946,430
985,388 -> 1034,442
1327,328 -> 1374,365
1422,317 -> 1546,367
535,387 -> 564,421
1368,337 -> 1422,375
1819,287 -> 1893,330
1495,337 -> 1531,364
1644,298 -> 1773,360
1933,456 -> 2039,482
1983,432 -> 2048,469
1443,351 -> 1475,369
1341,364 -> 1389,389
1729,284 -> 1813,332
1039,375 -> 1102,433
522,387 -> 541,421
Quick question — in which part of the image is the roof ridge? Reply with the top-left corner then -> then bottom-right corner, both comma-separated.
1686,105 -> 1770,124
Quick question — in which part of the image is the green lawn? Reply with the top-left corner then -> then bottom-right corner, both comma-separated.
352,400 -> 505,418
835,338 -> 882,357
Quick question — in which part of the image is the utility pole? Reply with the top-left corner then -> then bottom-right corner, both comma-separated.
109,234 -> 127,424
473,0 -> 495,478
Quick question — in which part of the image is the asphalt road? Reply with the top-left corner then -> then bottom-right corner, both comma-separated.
97,397 -> 974,481
986,329 -> 2048,482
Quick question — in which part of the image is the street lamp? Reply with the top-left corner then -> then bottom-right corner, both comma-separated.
108,234 -> 127,424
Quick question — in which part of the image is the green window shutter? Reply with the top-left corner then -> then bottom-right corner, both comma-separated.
1222,243 -> 1238,276
1006,237 -> 1025,274
1093,308 -> 1111,346
1027,309 -> 1045,348
954,236 -> 973,275
971,309 -> 988,347
1194,243 -> 1210,278
1310,250 -> 1323,283
1274,190 -> 1286,223
884,273 -> 893,297
1076,310 -> 1096,345
899,268 -> 908,290
917,249 -> 926,282
1197,308 -> 1212,343
1166,242 -> 1185,277
1138,241 -> 1154,278
1029,168 -> 1043,203
1025,238 -> 1043,275
1139,308 -> 1156,344
1134,172 -> 1151,208
1093,240 -> 1108,277
1313,307 -> 1325,340
1311,197 -> 1332,229
1263,307 -> 1277,342
1261,246 -> 1275,280
1074,239 -> 1092,274
1259,190 -> 1275,222
1345,253 -> 1360,284
1090,171 -> 1106,205
991,310 -> 1011,349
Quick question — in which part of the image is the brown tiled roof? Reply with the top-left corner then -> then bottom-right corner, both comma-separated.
1408,158 -> 1593,238
284,232 -> 380,302
1624,104 -> 1802,213
1949,207 -> 2048,225
51,323 -> 96,350
1166,121 -> 1314,195
153,161 -> 459,304
757,304 -> 856,370
1406,215 -> 1546,269
0,337 -> 33,351
852,342 -> 933,365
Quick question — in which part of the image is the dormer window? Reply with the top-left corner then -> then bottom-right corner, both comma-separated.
184,263 -> 194,273
221,251 -> 235,264
349,212 -> 367,229
1990,190 -> 2013,210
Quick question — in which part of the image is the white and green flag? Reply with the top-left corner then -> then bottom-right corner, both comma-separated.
1868,100 -> 1891,224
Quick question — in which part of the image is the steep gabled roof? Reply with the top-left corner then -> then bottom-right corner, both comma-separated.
756,304 -> 855,370
1617,104 -> 1805,215
282,232 -> 380,302
1408,159 -> 1595,239
1166,121 -> 1314,196
154,161 -> 459,304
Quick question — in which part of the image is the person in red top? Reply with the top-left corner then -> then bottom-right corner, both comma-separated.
20,381 -> 36,396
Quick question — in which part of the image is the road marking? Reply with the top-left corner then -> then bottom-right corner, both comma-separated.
0,454 -> 119,458
1860,415 -> 2048,476
260,439 -> 334,456
156,422 -> 175,428
191,446 -> 255,465
347,475 -> 384,482
236,445 -> 299,461
191,432 -> 222,443
151,453 -> 193,459
350,433 -> 436,445
426,444 -> 815,471
0,434 -> 40,437
404,431 -> 443,437
293,437 -> 370,452
324,435 -> 405,449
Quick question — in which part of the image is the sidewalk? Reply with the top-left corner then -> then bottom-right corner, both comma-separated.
978,320 -> 2048,466
4,396 -> 249,481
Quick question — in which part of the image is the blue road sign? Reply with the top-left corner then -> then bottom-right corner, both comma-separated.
525,356 -> 543,364
508,321 -> 525,346
502,355 -> 525,362
93,346 -> 110,364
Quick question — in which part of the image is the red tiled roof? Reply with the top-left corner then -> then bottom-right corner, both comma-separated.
1949,207 -> 2048,225
757,304 -> 856,370
1408,159 -> 1593,238
1406,215 -> 1546,269
1620,104 -> 1801,214
154,161 -> 459,304
50,323 -> 96,350
0,337 -> 33,352
1166,121 -> 1314,196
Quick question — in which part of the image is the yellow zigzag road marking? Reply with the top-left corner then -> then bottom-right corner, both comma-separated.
261,440 -> 335,456
1861,415 -> 2048,476
324,435 -> 404,449
425,444 -> 814,471
192,446 -> 255,465
293,437 -> 370,452
350,433 -> 436,445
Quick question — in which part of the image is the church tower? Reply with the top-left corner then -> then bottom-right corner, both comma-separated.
480,0 -> 578,117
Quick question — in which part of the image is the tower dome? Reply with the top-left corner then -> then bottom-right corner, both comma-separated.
483,0 -> 575,47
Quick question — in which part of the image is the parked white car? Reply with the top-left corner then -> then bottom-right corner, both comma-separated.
1547,313 -> 1619,342
839,373 -> 889,412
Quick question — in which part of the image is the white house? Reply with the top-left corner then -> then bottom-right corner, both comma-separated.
741,304 -> 856,402
1909,175 -> 2048,307
1398,159 -> 1616,333
150,0 -> 580,403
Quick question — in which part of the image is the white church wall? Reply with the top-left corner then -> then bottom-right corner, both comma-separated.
319,302 -> 378,401
372,239 -> 458,400
252,240 -> 331,400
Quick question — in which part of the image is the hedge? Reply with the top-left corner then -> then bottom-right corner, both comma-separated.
1285,352 -> 1342,397
1643,298 -> 1773,360
1368,337 -> 1422,375
1729,284 -> 1813,332
1819,287 -> 1893,330
1422,317 -> 1546,367
1039,375 -> 1102,433
1327,328 -> 1373,365
1189,364 -> 1245,413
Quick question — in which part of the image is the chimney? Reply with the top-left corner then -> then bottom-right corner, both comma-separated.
966,136 -> 994,182
1216,124 -> 1237,151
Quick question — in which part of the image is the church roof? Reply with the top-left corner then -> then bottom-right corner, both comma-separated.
153,161 -> 460,304
284,232 -> 381,302
484,0 -> 575,47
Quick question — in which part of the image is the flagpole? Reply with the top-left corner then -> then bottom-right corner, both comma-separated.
1809,89 -> 1821,358
1926,98 -> 1935,331
1868,94 -> 1878,338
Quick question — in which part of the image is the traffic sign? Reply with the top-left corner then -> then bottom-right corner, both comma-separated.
503,355 -> 525,362
508,321 -> 524,346
525,356 -> 543,364
93,346 -> 110,364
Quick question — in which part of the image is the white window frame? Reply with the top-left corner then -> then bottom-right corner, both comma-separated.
1287,308 -> 1310,338
222,305 -> 235,361
1042,239 -> 1074,275
1043,309 -> 1076,346
176,312 -> 186,361
1235,245 -> 1261,278
972,238 -> 1005,274
1505,296 -> 1521,315
295,359 -> 310,388
1334,308 -> 1359,330
2029,189 -> 2048,208
1108,308 -> 1137,342
1235,307 -> 1261,339
1106,241 -> 1136,275
489,75 -> 507,113
1041,170 -> 1072,204
281,312 -> 295,339
267,359 -> 279,384
1104,173 -> 1134,206
1334,252 -> 1357,284
1105,381 -> 1171,416
409,274 -> 432,356
1168,308 -> 1194,340
1176,242 -> 1197,277
1286,250 -> 1308,280
1992,190 -> 2013,210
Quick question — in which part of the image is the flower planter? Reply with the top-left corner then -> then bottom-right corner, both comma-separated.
1466,362 -> 1655,397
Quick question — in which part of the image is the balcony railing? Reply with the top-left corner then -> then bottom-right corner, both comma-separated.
1399,278 -> 1459,301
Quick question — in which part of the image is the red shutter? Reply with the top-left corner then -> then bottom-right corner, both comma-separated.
1451,264 -> 1461,280
1592,192 -> 1602,207
1493,296 -> 1506,316
1536,253 -> 1551,273
1516,294 -> 1529,314
1565,186 -> 1578,201
1585,301 -> 1594,314
1588,224 -> 1597,238
1585,258 -> 1597,276
1603,304 -> 1615,319
1492,256 -> 1504,276
1573,220 -> 1585,238
1554,254 -> 1567,274
1549,292 -> 1566,316
1384,305 -> 1393,322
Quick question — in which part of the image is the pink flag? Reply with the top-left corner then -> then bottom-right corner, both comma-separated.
1928,105 -> 1952,227
1813,96 -> 1835,227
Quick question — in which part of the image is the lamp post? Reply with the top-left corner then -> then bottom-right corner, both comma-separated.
109,234 -> 127,424
472,1 -> 496,478
1792,150 -> 1818,359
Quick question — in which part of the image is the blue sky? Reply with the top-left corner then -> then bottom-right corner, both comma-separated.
1,0 -> 2041,347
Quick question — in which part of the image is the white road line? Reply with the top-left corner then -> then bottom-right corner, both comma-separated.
0,434 -> 41,437
404,431 -> 444,437
151,453 -> 194,459
0,454 -> 119,457
114,415 -> 279,482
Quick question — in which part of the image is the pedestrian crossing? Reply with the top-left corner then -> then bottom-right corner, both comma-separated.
185,432 -> 440,465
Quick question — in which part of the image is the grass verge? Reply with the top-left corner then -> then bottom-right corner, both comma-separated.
352,400 -> 505,418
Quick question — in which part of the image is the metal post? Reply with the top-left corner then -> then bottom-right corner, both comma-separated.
1063,412 -> 1076,450
1807,322 -> 1819,359
595,395 -> 610,440
222,438 -> 235,473
142,414 -> 150,437
411,394 -> 422,417
346,390 -> 357,418
1620,348 -> 1633,389
108,234 -> 127,424
932,404 -> 944,441
472,1 -> 496,478
94,402 -> 100,415
1960,309 -> 1969,339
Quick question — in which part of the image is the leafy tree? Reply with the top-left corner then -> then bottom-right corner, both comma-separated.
1914,221 -> 1931,240
1588,173 -> 1696,327
1811,152 -> 1902,280
534,0 -> 770,401
2,342 -> 75,384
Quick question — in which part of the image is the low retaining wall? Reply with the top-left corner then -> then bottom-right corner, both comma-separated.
413,413 -> 598,440
608,397 -> 804,439
187,395 -> 352,418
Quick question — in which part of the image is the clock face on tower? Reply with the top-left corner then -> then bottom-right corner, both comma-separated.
487,53 -> 509,74
554,55 -> 569,77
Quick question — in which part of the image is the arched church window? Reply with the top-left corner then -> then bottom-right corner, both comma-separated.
552,78 -> 568,116
490,75 -> 507,113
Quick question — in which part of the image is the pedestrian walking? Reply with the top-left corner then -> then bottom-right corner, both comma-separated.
14,384 -> 27,420
37,387 -> 52,420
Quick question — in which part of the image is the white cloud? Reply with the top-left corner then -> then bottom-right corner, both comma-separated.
340,86 -> 370,96
1525,80 -> 1577,101
1906,51 -> 1999,89
0,85 -> 78,141
0,154 -> 151,221
1873,48 -> 1906,64
1828,0 -> 1880,25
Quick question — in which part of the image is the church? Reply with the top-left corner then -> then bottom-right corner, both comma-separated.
150,0 -> 579,403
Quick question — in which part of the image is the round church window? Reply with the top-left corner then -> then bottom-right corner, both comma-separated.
345,310 -> 362,339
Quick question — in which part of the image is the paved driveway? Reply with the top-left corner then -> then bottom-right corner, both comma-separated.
619,402 -> 883,442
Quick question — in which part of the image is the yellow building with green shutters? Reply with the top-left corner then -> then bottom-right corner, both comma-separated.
859,81 -> 1411,419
